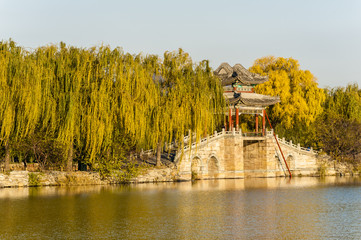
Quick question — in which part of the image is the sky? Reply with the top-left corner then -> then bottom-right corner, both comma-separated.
1,0 -> 361,88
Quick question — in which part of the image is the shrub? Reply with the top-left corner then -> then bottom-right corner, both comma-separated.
318,164 -> 327,178
28,173 -> 41,186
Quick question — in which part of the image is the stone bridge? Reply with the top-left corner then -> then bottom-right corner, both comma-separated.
174,129 -> 319,179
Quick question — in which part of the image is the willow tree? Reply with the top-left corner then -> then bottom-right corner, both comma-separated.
0,41 -> 225,172
249,56 -> 325,145
1,41 -> 63,171
26,44 -> 83,171
0,40 -> 20,171
148,49 -> 224,166
0,41 -> 44,171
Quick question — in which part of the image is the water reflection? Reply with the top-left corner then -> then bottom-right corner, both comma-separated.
0,177 -> 360,239
1,176 -> 360,199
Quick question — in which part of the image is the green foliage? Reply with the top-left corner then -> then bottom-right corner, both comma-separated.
28,173 -> 41,186
114,161 -> 142,183
0,40 -> 225,173
315,84 -> 361,163
318,163 -> 327,178
324,83 -> 361,121
95,158 -> 142,183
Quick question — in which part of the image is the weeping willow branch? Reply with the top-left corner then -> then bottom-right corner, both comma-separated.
0,41 -> 225,171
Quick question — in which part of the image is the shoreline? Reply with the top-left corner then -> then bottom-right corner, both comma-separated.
1,164 -> 359,188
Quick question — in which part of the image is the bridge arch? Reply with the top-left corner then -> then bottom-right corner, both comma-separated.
207,155 -> 220,178
191,155 -> 203,178
285,154 -> 296,170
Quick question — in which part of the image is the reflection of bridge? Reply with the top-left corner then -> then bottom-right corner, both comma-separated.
174,129 -> 319,179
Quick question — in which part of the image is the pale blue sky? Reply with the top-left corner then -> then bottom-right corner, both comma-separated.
1,0 -> 361,87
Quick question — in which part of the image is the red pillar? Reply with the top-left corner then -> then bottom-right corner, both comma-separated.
236,108 -> 239,131
229,108 -> 232,130
262,109 -> 266,136
255,114 -> 259,133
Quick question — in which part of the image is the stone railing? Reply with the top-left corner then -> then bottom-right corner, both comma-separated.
275,135 -> 318,154
141,129 -> 305,156
182,128 -> 271,152
183,132 -> 196,143
142,149 -> 154,156
183,130 -> 226,151
142,128 -> 273,154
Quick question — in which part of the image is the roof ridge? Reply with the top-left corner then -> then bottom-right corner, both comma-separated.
214,62 -> 268,86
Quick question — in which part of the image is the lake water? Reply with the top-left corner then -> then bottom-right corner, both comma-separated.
0,177 -> 360,239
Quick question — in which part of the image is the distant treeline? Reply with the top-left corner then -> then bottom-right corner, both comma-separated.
0,40 -> 224,173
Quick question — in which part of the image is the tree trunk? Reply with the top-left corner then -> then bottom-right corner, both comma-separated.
4,141 -> 10,172
156,140 -> 162,167
66,144 -> 73,172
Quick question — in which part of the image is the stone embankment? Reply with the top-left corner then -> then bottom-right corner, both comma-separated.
317,154 -> 361,177
1,157 -> 360,188
130,167 -> 187,183
0,171 -> 107,188
0,167 -> 186,188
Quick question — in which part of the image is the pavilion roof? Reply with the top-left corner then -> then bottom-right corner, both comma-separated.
227,92 -> 280,107
214,63 -> 268,86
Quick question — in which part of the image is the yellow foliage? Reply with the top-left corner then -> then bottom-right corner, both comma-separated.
250,56 -> 325,129
0,41 -> 224,167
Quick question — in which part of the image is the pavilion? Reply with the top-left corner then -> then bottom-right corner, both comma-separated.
214,63 -> 280,135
